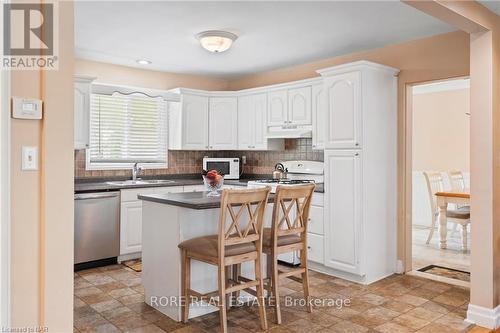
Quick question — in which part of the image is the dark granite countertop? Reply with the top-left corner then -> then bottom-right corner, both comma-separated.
138,191 -> 277,210
74,175 -> 324,193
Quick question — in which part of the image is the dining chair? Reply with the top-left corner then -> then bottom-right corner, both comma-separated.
178,187 -> 271,333
423,171 -> 470,250
449,170 -> 467,192
262,183 -> 315,324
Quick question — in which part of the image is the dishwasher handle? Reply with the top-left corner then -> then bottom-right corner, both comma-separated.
75,192 -> 120,200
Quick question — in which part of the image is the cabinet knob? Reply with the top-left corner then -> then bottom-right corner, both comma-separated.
210,146 -> 213,149
355,153 -> 359,156
355,143 -> 359,146
307,246 -> 311,250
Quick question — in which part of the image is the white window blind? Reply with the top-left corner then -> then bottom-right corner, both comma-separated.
88,92 -> 168,168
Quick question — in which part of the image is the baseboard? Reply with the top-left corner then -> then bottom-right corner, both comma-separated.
466,303 -> 500,329
118,252 -> 141,263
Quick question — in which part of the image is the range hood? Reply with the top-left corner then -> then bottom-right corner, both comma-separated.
266,126 -> 313,139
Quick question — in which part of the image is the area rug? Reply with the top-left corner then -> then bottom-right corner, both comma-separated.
122,259 -> 142,272
418,265 -> 470,282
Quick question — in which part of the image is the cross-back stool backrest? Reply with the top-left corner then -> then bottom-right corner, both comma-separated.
270,184 -> 315,242
217,187 -> 271,257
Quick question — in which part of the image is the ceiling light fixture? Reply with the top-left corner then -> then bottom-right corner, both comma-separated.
136,59 -> 151,65
196,30 -> 238,53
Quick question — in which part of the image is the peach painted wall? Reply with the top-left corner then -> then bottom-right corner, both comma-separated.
412,88 -> 470,172
9,1 -> 74,331
75,59 -> 229,91
10,70 -> 41,327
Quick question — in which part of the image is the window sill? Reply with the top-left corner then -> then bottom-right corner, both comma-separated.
85,162 -> 168,171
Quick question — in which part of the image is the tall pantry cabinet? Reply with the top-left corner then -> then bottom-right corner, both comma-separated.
317,61 -> 399,284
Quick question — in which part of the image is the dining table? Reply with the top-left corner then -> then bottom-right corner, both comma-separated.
435,190 -> 470,249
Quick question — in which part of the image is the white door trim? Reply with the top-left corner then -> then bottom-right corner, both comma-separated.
0,68 -> 11,327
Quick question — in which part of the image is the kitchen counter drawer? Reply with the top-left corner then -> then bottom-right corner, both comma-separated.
307,233 -> 324,264
308,205 -> 324,235
121,186 -> 184,202
311,192 -> 324,207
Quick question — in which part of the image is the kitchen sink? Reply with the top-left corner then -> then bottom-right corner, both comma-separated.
106,179 -> 175,186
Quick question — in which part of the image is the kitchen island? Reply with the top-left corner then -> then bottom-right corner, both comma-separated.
138,190 -> 275,321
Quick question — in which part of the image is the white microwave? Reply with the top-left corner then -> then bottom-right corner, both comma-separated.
203,157 -> 240,180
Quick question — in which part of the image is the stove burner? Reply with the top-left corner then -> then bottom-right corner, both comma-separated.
278,180 -> 315,185
253,179 -> 315,185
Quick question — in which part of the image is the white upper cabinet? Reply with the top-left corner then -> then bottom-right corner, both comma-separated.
253,94 -> 268,149
209,97 -> 238,150
74,75 -> 95,149
181,94 -> 209,150
312,84 -> 326,150
238,93 -> 268,150
267,85 -> 312,131
323,71 -> 362,149
267,90 -> 288,126
288,86 -> 311,125
237,95 -> 253,149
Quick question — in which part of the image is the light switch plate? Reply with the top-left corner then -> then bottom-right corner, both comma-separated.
22,146 -> 38,171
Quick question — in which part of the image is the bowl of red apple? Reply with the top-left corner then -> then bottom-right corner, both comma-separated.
202,169 -> 224,197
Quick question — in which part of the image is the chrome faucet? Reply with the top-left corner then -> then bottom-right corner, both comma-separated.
132,163 -> 142,181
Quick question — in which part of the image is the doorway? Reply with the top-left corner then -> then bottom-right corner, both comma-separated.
408,78 -> 471,285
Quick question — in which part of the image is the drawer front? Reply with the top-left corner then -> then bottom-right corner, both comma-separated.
308,205 -> 324,235
311,192 -> 324,207
121,186 -> 183,202
183,185 -> 206,192
307,233 -> 324,264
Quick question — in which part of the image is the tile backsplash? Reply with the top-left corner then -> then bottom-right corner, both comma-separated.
74,138 -> 323,179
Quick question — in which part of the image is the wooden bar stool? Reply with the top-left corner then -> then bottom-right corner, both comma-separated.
178,187 -> 271,333
263,184 -> 315,324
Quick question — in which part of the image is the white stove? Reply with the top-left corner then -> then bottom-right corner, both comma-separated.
247,160 -> 324,266
247,160 -> 324,193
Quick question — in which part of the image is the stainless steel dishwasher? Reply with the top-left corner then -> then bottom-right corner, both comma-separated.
74,191 -> 120,265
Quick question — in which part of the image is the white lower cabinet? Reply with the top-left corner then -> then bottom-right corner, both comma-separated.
324,150 -> 363,275
307,233 -> 324,264
308,205 -> 324,235
120,201 -> 143,255
306,193 -> 324,264
120,186 -> 184,256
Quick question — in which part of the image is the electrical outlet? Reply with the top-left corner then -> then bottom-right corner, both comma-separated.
241,156 -> 247,164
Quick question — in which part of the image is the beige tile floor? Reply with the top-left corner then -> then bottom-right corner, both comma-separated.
412,226 -> 471,272
73,263 -> 489,333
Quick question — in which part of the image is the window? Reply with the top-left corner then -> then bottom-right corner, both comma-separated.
87,91 -> 168,170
